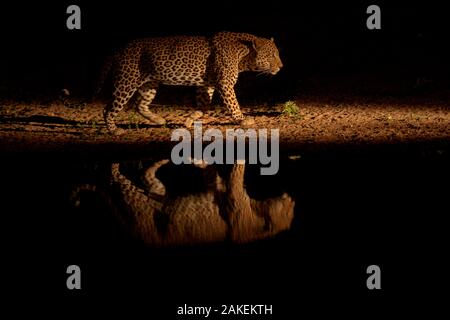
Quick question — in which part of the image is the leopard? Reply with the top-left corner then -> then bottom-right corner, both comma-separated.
99,31 -> 283,135
71,160 -> 295,246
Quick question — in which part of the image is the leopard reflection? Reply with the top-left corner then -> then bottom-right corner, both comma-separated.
73,160 -> 294,246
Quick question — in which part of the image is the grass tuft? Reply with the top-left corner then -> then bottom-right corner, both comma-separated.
282,101 -> 300,117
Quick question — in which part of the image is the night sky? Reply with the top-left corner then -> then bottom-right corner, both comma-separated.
1,1 -> 449,96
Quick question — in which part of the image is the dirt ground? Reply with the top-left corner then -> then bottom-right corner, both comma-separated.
1,95 -> 450,156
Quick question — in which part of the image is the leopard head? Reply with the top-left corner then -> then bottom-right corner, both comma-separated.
248,37 -> 283,75
251,193 -> 295,236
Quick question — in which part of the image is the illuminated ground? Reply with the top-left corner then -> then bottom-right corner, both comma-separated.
1,95 -> 449,155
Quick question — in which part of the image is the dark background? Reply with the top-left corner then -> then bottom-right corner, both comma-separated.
1,1 -> 449,98
1,1 -> 449,316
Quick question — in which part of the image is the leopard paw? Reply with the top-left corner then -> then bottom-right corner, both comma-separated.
149,115 -> 166,126
184,117 -> 194,128
190,110 -> 204,120
184,111 -> 204,128
109,128 -> 126,136
239,117 -> 255,127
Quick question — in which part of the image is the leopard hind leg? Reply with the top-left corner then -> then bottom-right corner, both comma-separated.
136,81 -> 166,125
196,85 -> 215,110
105,80 -> 143,135
184,86 -> 215,127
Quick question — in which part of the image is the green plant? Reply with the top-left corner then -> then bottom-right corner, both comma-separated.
128,111 -> 140,129
282,101 -> 300,117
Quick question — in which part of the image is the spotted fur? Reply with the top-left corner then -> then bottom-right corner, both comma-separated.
101,32 -> 283,135
71,160 -> 294,246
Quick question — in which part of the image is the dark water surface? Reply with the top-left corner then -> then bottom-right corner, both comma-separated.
2,148 -> 448,314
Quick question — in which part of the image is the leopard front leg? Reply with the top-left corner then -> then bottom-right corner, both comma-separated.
216,80 -> 255,126
225,162 -> 264,243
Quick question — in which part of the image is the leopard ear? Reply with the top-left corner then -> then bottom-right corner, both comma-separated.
251,38 -> 264,51
238,39 -> 256,52
270,37 -> 274,42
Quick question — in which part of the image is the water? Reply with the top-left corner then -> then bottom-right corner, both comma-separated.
2,148 -> 448,309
